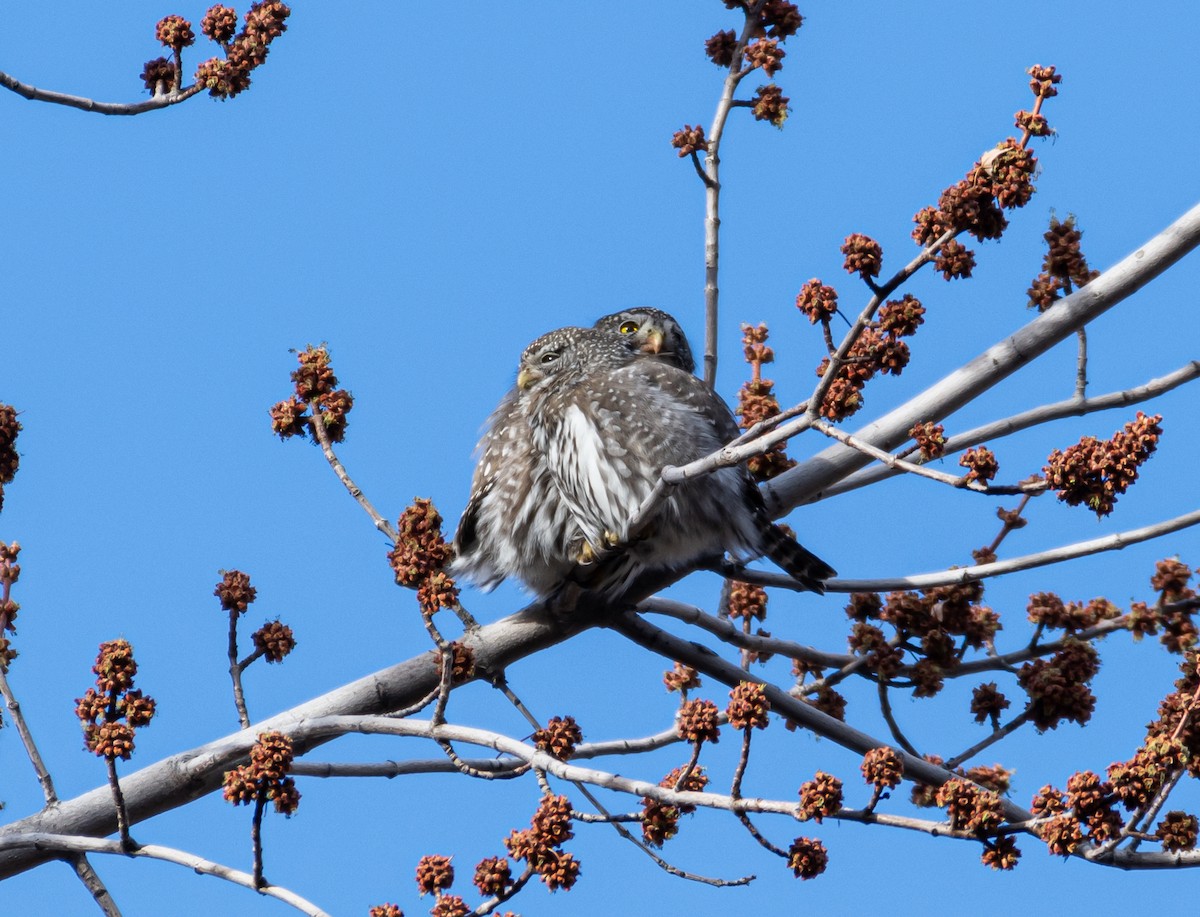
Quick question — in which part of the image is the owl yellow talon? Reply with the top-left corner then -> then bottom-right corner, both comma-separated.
576,542 -> 598,565
603,530 -> 621,547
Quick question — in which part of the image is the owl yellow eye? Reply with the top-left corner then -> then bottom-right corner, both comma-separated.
619,320 -> 640,334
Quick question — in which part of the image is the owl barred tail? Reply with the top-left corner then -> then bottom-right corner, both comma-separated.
757,515 -> 836,594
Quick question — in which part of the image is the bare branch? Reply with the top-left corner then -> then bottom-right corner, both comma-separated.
0,70 -> 203,115
769,201 -> 1200,515
730,507 -> 1200,593
819,361 -> 1200,500
0,835 -> 331,916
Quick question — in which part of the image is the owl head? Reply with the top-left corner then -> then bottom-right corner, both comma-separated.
593,307 -> 696,375
516,326 -> 635,392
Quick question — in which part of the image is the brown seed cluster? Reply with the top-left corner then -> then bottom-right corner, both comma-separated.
156,15 -> 196,51
805,684 -> 847,722
909,421 -> 946,460
813,295 -> 923,422
1065,770 -> 1122,843
908,66 -> 1053,281
76,640 -> 156,760
202,6 -> 239,44
252,620 -> 296,662
728,579 -> 768,621
1144,559 -> 1198,653
1017,639 -> 1099,731
848,622 -> 903,677
1043,412 -> 1162,517
959,446 -> 999,485
704,29 -> 738,68
751,83 -> 789,126
744,39 -> 785,77
504,794 -> 580,891
1145,651 -> 1200,775
860,746 -> 903,790
797,771 -> 843,823
981,836 -> 1021,870
671,124 -> 708,158
269,345 -> 354,442
533,715 -> 583,761
429,895 -> 468,917
663,661 -> 701,693
970,682 -> 1011,728
1026,592 -> 1120,634
0,403 -> 21,512
737,323 -> 795,480
1108,736 -> 1183,810
786,836 -> 828,880
727,681 -> 770,730
641,766 -> 709,847
140,56 -> 178,93
677,698 -> 722,744
0,542 -> 19,670
843,584 -> 1000,699
215,569 -> 257,614
796,279 -> 839,325
840,233 -> 882,280
434,641 -> 476,686
1027,216 -> 1101,311
935,778 -> 1004,833
415,854 -> 455,896
194,2 -> 292,100
1156,811 -> 1199,852
222,730 -> 301,814
367,905 -> 403,917
473,856 -> 513,897
387,498 -> 460,617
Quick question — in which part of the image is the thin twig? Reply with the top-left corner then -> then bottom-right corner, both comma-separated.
944,710 -> 1032,770
250,795 -> 266,889
816,361 -> 1200,501
307,406 -> 398,542
0,834 -> 331,916
104,758 -> 132,849
228,608 -> 251,729
0,70 -> 204,115
810,417 -> 1048,495
877,681 -> 920,757
735,506 -> 1200,594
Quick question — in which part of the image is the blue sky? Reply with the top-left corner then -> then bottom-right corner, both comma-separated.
2,2 -> 1199,914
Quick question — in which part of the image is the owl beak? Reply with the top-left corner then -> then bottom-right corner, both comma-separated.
644,329 -> 665,355
517,367 -> 537,390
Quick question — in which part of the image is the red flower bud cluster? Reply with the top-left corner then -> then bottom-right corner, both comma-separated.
1027,215 -> 1101,311
270,345 -> 355,442
222,730 -> 301,814
77,639 -> 156,760
504,794 -> 580,891
1043,412 -> 1162,516
194,2 -> 292,100
0,402 -> 21,511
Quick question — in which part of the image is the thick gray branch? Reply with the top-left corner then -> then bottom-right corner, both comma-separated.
766,201 -> 1200,514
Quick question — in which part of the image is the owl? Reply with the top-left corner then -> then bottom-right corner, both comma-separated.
451,309 -> 694,595
592,307 -> 696,374
516,326 -> 835,595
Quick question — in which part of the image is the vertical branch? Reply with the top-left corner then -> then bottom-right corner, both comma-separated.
701,2 -> 764,388
105,757 -> 132,849
228,609 -> 251,729
1075,328 -> 1089,398
251,794 -> 267,889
